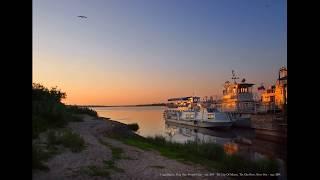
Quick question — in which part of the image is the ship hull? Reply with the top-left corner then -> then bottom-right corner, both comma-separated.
232,117 -> 251,128
226,113 -> 252,128
165,118 -> 233,128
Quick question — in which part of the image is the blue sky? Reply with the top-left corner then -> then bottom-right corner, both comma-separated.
33,0 -> 287,105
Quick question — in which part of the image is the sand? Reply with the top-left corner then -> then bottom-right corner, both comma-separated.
33,115 -> 228,180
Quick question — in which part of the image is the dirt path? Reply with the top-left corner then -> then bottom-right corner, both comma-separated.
33,115 -> 228,180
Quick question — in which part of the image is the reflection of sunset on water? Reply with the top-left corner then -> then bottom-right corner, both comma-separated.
33,0 -> 287,178
224,143 -> 239,155
95,106 -> 166,137
94,106 -> 286,162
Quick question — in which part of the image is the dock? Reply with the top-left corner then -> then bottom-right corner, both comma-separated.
251,114 -> 287,143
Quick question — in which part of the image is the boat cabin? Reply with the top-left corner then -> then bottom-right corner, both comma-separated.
166,96 -> 200,110
220,71 -> 255,113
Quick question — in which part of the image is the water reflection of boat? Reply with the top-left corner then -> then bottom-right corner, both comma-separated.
224,142 -> 239,155
167,116 -> 287,178
164,120 -> 286,162
165,121 -> 280,162
165,120 -> 236,144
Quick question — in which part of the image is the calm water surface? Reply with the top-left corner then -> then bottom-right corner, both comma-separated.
92,106 -> 286,163
93,106 -> 166,137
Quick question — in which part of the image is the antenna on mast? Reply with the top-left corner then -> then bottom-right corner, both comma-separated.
231,70 -> 239,83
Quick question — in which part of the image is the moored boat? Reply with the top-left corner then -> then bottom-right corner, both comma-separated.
164,96 -> 233,128
218,70 -> 254,128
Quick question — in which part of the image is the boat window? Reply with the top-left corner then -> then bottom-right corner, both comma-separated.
186,114 -> 194,119
207,108 -> 218,112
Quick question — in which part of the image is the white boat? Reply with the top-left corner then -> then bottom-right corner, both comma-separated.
163,96 -> 233,128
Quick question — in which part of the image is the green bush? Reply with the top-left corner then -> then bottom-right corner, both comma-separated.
66,105 -> 98,117
32,83 -> 66,103
59,129 -> 85,152
32,145 -> 51,171
33,83 -> 89,171
32,83 -> 68,138
32,115 -> 49,139
46,130 -> 59,146
32,83 -> 98,139
46,129 -> 86,152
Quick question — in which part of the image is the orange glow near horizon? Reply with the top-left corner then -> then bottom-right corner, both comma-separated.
33,53 -> 280,105
33,0 -> 286,105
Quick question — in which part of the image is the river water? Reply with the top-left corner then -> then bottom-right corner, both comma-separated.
92,106 -> 286,163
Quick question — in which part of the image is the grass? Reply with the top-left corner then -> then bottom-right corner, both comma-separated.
110,146 -> 123,160
107,133 -> 279,175
58,129 -> 86,152
32,83 -> 97,172
127,123 -> 139,132
32,144 -> 58,171
47,129 -> 86,152
82,165 -> 110,177
81,138 -> 126,177
32,145 -> 49,171
81,160 -> 125,178
32,83 -> 99,139
32,104 -> 95,139
98,139 -> 123,160
103,160 -> 125,172
33,129 -> 86,171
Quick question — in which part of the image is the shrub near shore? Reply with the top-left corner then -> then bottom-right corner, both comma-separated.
32,83 -> 98,138
32,83 -> 97,171
65,105 -> 98,118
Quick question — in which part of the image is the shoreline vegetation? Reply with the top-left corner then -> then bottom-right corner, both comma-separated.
105,130 -> 279,175
33,84 -> 280,179
32,83 -> 96,170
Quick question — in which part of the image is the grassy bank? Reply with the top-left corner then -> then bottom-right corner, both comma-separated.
32,128 -> 86,170
46,129 -> 86,152
107,131 -> 279,175
32,83 -> 97,171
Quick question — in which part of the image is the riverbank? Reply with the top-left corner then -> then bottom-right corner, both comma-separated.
32,84 -> 281,179
33,114 -> 229,180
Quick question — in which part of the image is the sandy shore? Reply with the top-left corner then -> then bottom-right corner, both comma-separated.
33,115 -> 228,180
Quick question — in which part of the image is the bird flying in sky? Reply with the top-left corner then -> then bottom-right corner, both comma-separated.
77,16 -> 87,19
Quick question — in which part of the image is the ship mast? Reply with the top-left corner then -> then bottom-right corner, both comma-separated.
231,70 -> 239,83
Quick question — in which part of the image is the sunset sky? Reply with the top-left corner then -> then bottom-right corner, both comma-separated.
33,0 -> 287,105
